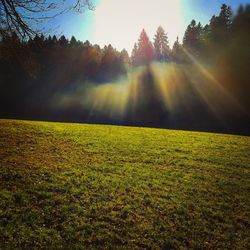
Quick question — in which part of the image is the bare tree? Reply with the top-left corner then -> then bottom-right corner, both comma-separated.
0,0 -> 94,39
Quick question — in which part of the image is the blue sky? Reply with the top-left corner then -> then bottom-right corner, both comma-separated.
49,0 -> 250,52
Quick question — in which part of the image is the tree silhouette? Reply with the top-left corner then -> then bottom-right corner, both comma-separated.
209,4 -> 233,46
183,20 -> 203,58
131,43 -> 138,66
120,49 -> 130,67
70,36 -> 77,48
99,44 -> 126,82
172,36 -> 183,63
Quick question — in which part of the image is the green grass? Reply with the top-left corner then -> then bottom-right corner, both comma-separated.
0,119 -> 250,249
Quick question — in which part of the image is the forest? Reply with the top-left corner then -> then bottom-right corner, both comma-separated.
0,4 -> 250,134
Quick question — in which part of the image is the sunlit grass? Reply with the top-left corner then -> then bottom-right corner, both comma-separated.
0,119 -> 250,249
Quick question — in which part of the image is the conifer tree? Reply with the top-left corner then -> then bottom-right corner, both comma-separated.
134,29 -> 154,66
154,26 -> 170,61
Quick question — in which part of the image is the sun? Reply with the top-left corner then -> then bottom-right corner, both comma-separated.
93,0 -> 185,53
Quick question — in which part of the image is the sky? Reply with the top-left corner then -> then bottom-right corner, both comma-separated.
51,0 -> 250,53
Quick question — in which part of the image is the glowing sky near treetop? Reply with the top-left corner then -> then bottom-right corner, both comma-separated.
93,0 -> 184,52
52,0 -> 250,53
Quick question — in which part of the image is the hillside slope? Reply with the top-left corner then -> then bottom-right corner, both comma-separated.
0,119 -> 250,249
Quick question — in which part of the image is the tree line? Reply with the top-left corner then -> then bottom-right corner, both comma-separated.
0,4 -> 249,134
133,4 -> 249,66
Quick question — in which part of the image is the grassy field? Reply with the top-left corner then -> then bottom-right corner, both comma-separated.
0,119 -> 249,249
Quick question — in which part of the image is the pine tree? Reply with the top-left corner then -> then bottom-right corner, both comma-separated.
183,20 -> 203,57
209,4 -> 233,45
52,35 -> 58,46
70,36 -> 77,48
135,29 -> 154,66
131,43 -> 138,66
83,40 -> 91,49
232,4 -> 250,37
59,35 -> 68,47
44,35 -> 54,48
154,26 -> 170,61
120,49 -> 130,66
99,44 -> 126,81
172,36 -> 182,63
